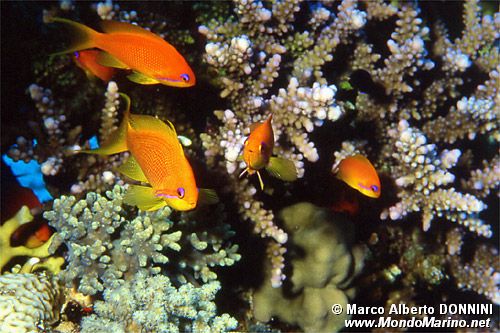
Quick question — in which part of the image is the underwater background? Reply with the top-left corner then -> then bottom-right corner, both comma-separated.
1,1 -> 499,332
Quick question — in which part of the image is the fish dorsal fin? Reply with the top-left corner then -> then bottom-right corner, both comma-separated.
128,114 -> 177,137
266,156 -> 298,182
100,20 -> 166,43
123,184 -> 166,211
249,121 -> 261,133
96,51 -> 129,69
117,156 -> 148,183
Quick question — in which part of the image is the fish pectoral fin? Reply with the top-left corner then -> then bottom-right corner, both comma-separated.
256,170 -> 264,190
177,135 -> 192,147
266,157 -> 298,182
127,72 -> 160,85
96,51 -> 129,69
123,185 -> 166,211
198,188 -> 219,206
117,156 -> 148,183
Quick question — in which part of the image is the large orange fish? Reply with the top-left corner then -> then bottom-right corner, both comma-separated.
50,18 -> 195,87
332,154 -> 381,198
73,50 -> 115,82
239,115 -> 297,190
82,94 -> 215,211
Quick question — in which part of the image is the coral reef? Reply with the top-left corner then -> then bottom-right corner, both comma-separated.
44,185 -> 239,294
380,120 -> 491,237
253,203 -> 365,332
80,271 -> 237,333
0,272 -> 64,333
1,0 -> 499,332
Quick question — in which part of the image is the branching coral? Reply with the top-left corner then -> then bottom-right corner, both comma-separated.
380,120 -> 491,237
80,271 -> 238,333
43,185 -> 241,297
449,245 -> 500,305
199,0 -> 371,287
43,185 -> 181,295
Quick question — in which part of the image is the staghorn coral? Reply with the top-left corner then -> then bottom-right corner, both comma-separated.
0,206 -> 59,274
43,184 -> 240,296
43,185 -> 181,295
6,80 -> 128,196
199,0 -> 371,287
449,245 -> 500,305
0,272 -> 64,333
80,271 -> 238,333
380,120 -> 491,237
253,203 -> 365,332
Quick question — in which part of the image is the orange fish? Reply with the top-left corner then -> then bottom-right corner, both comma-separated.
331,196 -> 360,216
73,50 -> 115,82
25,222 -> 53,249
50,18 -> 195,87
332,154 -> 381,198
239,115 -> 297,190
82,94 -> 215,211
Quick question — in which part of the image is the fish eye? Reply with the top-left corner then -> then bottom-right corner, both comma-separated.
74,51 -> 80,58
177,187 -> 185,199
180,74 -> 190,82
371,185 -> 379,192
259,142 -> 267,153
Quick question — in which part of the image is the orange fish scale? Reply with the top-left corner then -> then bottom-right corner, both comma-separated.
126,129 -> 183,190
96,34 -> 180,75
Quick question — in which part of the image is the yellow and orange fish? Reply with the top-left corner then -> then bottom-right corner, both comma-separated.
239,115 -> 297,190
82,94 -> 215,211
73,50 -> 115,82
332,154 -> 381,198
25,222 -> 53,249
50,17 -> 195,87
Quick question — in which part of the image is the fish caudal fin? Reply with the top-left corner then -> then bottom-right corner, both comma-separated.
49,17 -> 99,56
124,184 -> 166,211
198,188 -> 219,206
266,157 -> 298,182
117,156 -> 148,183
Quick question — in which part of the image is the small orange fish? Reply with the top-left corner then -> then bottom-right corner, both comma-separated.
50,18 -> 195,87
73,50 -> 115,82
82,94 -> 215,211
25,222 -> 53,248
239,115 -> 297,190
333,154 -> 381,198
331,196 -> 360,216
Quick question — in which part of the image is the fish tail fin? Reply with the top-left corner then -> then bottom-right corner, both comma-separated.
49,17 -> 99,56
266,157 -> 298,182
